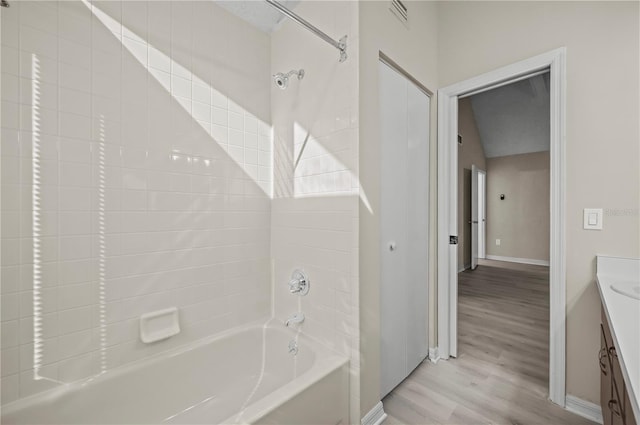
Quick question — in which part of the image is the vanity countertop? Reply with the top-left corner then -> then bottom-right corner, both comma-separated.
596,255 -> 640,421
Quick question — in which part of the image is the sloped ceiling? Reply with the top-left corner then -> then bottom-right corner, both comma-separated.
215,1 -> 300,33
469,73 -> 550,158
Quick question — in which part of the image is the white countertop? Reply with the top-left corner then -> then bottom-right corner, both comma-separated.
596,255 -> 640,420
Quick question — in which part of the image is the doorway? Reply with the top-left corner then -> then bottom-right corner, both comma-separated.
437,48 -> 567,406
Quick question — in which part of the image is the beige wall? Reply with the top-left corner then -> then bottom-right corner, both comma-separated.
438,1 -> 640,404
358,0 -> 439,417
457,98 -> 487,270
486,152 -> 550,262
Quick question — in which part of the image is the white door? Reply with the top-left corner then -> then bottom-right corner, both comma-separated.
471,165 -> 487,270
379,60 -> 430,398
478,170 -> 487,260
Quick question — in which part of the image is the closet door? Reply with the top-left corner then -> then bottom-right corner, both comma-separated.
379,60 -> 430,398
380,61 -> 409,398
405,77 -> 430,375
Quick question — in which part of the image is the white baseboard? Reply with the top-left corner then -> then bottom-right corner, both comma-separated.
486,254 -> 550,266
428,347 -> 440,363
361,401 -> 388,425
565,395 -> 603,424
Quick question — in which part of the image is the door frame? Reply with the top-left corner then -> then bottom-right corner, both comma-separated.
437,48 -> 567,406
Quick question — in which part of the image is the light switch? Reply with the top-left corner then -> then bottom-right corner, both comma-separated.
583,208 -> 603,230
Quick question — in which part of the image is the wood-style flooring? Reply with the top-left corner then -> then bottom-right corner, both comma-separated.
382,260 -> 596,425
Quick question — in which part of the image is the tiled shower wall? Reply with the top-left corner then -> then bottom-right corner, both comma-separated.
270,2 -> 360,422
1,1 -> 272,403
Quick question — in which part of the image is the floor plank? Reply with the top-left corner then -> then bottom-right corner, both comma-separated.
382,260 -> 596,425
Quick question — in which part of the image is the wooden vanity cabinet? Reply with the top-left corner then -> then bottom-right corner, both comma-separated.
601,326 -> 613,425
601,308 -> 637,425
625,386 -> 638,425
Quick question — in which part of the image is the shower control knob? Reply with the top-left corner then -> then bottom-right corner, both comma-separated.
288,270 -> 310,296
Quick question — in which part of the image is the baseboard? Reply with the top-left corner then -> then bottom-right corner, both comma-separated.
486,254 -> 550,267
361,401 -> 388,425
565,395 -> 603,424
428,347 -> 440,363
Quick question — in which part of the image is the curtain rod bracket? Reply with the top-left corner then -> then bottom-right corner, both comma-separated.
338,36 -> 348,63
266,0 -> 348,63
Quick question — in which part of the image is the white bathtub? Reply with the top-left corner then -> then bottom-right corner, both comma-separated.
1,320 -> 350,425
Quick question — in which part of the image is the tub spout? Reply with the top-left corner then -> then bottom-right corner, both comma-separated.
285,312 -> 305,327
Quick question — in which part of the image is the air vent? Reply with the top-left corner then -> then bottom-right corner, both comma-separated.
389,0 -> 408,25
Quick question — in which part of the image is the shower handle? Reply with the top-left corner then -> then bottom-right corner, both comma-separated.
288,270 -> 310,296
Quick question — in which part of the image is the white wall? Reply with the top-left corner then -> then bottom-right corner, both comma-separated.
1,0 -> 272,404
438,0 -> 639,404
270,1 -> 360,422
358,0 -> 439,417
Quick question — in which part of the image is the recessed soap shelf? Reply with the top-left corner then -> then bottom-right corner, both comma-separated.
140,307 -> 180,344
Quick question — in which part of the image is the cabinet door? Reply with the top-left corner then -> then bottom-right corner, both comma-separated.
602,325 -> 613,425
624,387 -> 638,425
610,343 -> 626,420
611,399 -> 624,425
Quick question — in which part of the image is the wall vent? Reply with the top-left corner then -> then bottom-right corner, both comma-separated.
389,0 -> 408,25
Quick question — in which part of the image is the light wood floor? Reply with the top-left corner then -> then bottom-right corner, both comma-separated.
383,260 -> 596,425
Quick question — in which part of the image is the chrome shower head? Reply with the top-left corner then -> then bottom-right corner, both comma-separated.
273,69 -> 305,90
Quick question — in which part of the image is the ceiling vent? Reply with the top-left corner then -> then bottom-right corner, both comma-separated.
389,0 -> 408,26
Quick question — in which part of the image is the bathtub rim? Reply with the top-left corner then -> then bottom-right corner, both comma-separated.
1,317 -> 348,422
221,355 -> 349,425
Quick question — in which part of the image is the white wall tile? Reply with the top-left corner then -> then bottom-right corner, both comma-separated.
59,112 -> 91,140
2,3 -> 20,49
2,0 -> 276,407
1,321 -> 20,349
20,26 -> 58,60
270,0 -> 359,419
59,38 -> 92,70
58,5 -> 92,46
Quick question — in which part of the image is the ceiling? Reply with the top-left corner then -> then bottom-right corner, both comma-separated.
215,1 -> 300,33
469,73 -> 550,158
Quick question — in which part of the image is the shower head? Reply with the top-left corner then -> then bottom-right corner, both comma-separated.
273,69 -> 305,90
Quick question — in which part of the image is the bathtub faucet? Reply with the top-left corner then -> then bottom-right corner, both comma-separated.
285,312 -> 305,327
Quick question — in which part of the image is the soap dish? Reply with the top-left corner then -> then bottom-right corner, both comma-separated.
140,307 -> 180,344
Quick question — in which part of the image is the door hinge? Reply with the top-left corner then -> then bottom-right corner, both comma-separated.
449,236 -> 458,245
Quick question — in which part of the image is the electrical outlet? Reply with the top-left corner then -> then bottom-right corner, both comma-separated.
496,239 -> 501,246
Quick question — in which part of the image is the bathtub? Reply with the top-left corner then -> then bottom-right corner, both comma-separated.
1,320 -> 350,424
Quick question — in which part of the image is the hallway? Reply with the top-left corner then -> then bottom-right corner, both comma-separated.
383,260 -> 596,424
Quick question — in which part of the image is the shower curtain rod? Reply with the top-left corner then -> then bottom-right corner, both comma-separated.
265,0 -> 347,63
